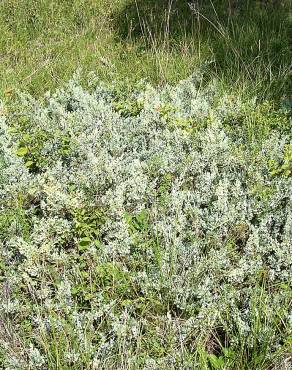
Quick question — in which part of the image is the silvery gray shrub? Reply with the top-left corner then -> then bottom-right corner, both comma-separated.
0,76 -> 291,368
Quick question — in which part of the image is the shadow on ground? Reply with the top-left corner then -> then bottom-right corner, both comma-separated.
114,0 -> 196,41
113,0 -> 292,98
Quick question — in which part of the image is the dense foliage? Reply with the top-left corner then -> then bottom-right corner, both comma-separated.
0,76 -> 291,369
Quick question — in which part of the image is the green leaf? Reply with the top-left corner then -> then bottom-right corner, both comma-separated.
71,286 -> 81,295
208,354 -> 225,369
94,240 -> 101,247
16,147 -> 29,156
222,347 -> 236,361
23,134 -> 31,141
79,236 -> 91,250
25,160 -> 34,168
84,293 -> 95,301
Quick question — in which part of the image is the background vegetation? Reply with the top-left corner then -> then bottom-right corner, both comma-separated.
0,0 -> 291,100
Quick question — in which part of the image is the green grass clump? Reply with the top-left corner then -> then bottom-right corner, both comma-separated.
0,0 -> 291,100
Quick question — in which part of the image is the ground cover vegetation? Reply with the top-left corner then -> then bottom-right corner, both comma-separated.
0,74 -> 291,369
0,0 -> 291,369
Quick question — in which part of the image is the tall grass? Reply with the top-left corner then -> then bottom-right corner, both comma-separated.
0,0 -> 291,101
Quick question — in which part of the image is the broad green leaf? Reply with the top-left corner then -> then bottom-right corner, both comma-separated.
25,160 -> 34,168
16,147 -> 29,156
79,236 -> 92,250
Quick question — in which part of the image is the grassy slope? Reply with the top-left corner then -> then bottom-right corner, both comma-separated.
0,0 -> 291,100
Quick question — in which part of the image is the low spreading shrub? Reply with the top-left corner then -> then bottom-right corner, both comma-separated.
0,75 -> 291,369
